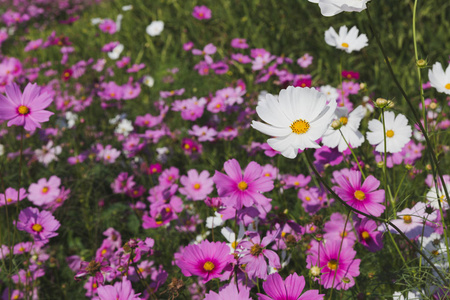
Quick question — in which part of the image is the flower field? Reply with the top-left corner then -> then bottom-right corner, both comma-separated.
0,0 -> 450,299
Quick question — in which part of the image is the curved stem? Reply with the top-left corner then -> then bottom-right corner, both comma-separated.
338,129 -> 365,179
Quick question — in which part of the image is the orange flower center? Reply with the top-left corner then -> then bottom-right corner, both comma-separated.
18,105 -> 29,115
340,116 -> 348,125
193,183 -> 201,190
237,181 -> 248,191
42,187 -> 49,194
403,215 -> 412,223
32,224 -> 43,232
341,42 -> 349,48
290,119 -> 310,134
361,231 -> 370,240
354,190 -> 366,201
386,130 -> 394,138
203,261 -> 215,271
327,259 -> 338,270
445,83 -> 450,89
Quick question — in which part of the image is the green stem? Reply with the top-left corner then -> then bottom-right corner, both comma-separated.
380,108 -> 390,221
338,129 -> 365,179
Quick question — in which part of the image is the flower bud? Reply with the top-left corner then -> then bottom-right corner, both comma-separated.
416,59 -> 427,68
331,120 -> 342,130
375,98 -> 388,108
310,266 -> 321,277
377,161 -> 384,168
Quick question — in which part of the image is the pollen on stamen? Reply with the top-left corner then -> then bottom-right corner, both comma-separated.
237,181 -> 248,191
340,116 -> 348,125
341,42 -> 349,48
193,183 -> 201,190
203,261 -> 215,271
445,83 -> 450,89
354,190 -> 366,201
18,105 -> 29,115
386,130 -> 394,138
290,119 -> 310,134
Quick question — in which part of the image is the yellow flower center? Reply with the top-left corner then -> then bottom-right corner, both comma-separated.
250,244 -> 263,256
432,249 -> 439,256
403,215 -> 412,223
64,72 -> 70,77
193,183 -> 201,190
165,207 -> 171,213
19,247 -> 25,252
184,144 -> 190,149
327,259 -> 338,270
340,230 -> 348,237
305,196 -> 311,201
42,187 -> 49,194
290,119 -> 310,134
354,190 -> 366,201
92,283 -> 98,289
231,241 -> 238,249
386,130 -> 394,138
101,249 -> 107,256
341,42 -> 349,48
445,83 -> 450,89
238,181 -> 248,191
6,198 -> 12,203
32,224 -> 43,232
203,261 -> 215,271
361,231 -> 370,240
18,105 -> 29,115
294,181 -> 299,186
340,116 -> 348,125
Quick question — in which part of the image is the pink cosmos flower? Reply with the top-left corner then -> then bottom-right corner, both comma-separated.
28,176 -> 61,206
0,83 -> 54,131
297,53 -> 313,68
231,38 -> 249,49
205,283 -> 251,300
188,125 -> 217,142
333,170 -> 385,217
239,231 -> 281,280
192,43 -> 217,56
192,5 -> 212,20
99,19 -> 117,34
179,169 -> 214,201
257,272 -> 324,300
16,207 -> 60,243
306,241 -> 360,290
355,217 -> 383,252
213,159 -> 274,209
24,39 -> 43,52
323,212 -> 356,247
176,240 -> 234,282
97,277 -> 141,299
0,187 -> 27,206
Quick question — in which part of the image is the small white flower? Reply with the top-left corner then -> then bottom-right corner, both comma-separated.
91,18 -> 103,25
116,14 -> 123,32
146,20 -> 164,37
115,119 -> 133,136
35,141 -> 62,166
221,225 -> 245,254
309,0 -> 371,17
142,75 -> 155,87
325,25 -> 368,53
320,85 -> 339,102
322,105 -> 365,152
426,183 -> 449,210
109,115 -> 121,125
252,86 -> 337,159
122,5 -> 133,11
366,111 -> 412,153
428,62 -> 450,95
361,96 -> 374,114
156,147 -> 169,163
205,211 -> 224,229
108,43 -> 124,60
65,111 -> 78,129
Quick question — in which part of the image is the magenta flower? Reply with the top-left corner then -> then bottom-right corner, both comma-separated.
239,231 -> 281,280
179,169 -> 214,201
99,19 -> 117,34
0,83 -> 53,131
355,217 -> 383,252
16,207 -> 60,243
97,277 -> 140,299
192,5 -> 212,20
257,272 -> 324,300
176,240 -> 234,282
213,158 -> 274,209
205,283 -> 252,300
231,38 -> 249,49
0,187 -> 27,206
306,241 -> 360,290
333,170 -> 385,217
75,257 -> 113,285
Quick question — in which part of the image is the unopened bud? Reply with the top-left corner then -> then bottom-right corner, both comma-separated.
375,98 -> 388,108
359,82 -> 367,90
405,164 -> 413,170
429,102 -> 437,110
387,100 -> 394,108
331,120 -> 342,130
310,266 -> 321,277
416,59 -> 427,68
377,161 -> 385,168
426,164 -> 432,171
283,208 -> 288,215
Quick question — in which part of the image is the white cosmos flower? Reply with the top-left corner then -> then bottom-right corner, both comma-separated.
146,20 -> 164,37
426,183 -> 449,210
322,105 -> 365,152
428,62 -> 450,95
366,111 -> 412,153
221,225 -> 245,254
143,75 -> 155,87
205,211 -> 224,229
320,85 -> 339,102
108,43 -> 124,60
116,14 -> 123,32
251,86 -> 337,159
309,0 -> 370,17
122,5 -> 133,11
91,18 -> 103,25
115,119 -> 133,136
325,25 -> 368,53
